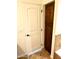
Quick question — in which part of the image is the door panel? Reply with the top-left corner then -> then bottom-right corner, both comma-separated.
25,4 -> 41,53
44,2 -> 55,54
31,31 -> 41,51
27,8 -> 39,32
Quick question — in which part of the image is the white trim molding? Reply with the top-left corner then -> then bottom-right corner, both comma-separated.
17,53 -> 26,58
26,47 -> 43,56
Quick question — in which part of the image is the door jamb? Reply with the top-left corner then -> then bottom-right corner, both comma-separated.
50,0 -> 59,59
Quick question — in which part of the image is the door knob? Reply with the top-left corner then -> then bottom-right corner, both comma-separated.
27,34 -> 30,36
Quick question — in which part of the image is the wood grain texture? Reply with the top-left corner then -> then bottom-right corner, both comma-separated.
18,49 -> 61,59
45,1 -> 55,54
54,53 -> 61,59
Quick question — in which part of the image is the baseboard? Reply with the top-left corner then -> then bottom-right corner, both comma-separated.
50,55 -> 53,59
17,54 -> 26,58
27,47 -> 43,56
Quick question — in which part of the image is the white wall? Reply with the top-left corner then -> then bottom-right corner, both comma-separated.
42,0 -> 54,4
18,0 -> 42,4
55,0 -> 62,35
56,0 -> 79,59
17,0 -> 26,53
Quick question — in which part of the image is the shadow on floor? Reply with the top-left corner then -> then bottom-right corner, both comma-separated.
17,45 -> 25,57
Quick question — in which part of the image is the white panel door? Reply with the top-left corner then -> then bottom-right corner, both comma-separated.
25,4 -> 41,53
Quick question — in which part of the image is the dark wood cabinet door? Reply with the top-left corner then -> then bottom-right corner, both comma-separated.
44,2 -> 55,54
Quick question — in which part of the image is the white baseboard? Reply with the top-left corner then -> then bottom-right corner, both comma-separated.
27,47 -> 43,56
50,55 -> 53,59
18,47 -> 44,58
17,54 -> 26,58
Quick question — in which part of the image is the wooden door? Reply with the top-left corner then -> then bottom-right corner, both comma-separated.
44,2 -> 55,54
25,4 -> 41,53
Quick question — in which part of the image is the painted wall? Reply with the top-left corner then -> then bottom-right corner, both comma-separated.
17,0 -> 26,54
55,0 -> 62,35
18,0 -> 42,4
43,0 -> 54,4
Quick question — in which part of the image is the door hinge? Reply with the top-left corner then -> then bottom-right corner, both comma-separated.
41,10 -> 43,13
41,43 -> 43,46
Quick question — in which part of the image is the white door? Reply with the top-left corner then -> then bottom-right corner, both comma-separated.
25,4 -> 41,53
